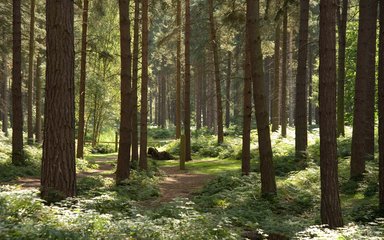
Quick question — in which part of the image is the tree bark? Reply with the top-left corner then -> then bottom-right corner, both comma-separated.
225,51 -> 232,128
41,0 -> 76,201
76,0 -> 89,159
319,0 -> 343,228
242,35 -> 251,176
27,0 -> 36,145
308,46 -> 313,125
131,0 -> 140,162
288,31 -> 295,126
351,0 -> 378,178
12,0 -> 24,166
247,0 -> 276,196
196,62 -> 202,129
1,55 -> 8,137
175,0 -> 182,139
35,52 -> 42,143
337,0 -> 348,136
272,22 -> 281,132
281,9 -> 288,137
140,0 -> 149,170
378,0 -> 384,209
184,0 -> 192,161
208,0 -> 224,144
295,0 -> 309,158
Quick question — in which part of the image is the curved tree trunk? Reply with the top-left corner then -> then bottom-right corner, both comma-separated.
41,0 -> 76,201
319,0 -> 343,228
27,0 -> 36,145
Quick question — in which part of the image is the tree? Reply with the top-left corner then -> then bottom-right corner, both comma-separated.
27,0 -> 36,145
175,0 -> 181,139
379,0 -> 384,210
12,0 -> 24,166
350,0 -> 378,179
184,0 -> 192,161
295,0 -> 309,158
140,0 -> 149,170
41,0 -> 76,201
225,51 -> 231,128
35,52 -> 42,143
319,0 -> 343,228
1,55 -> 8,137
76,0 -> 89,159
336,0 -> 348,136
242,38 -> 251,176
281,9 -> 288,137
272,21 -> 280,132
208,0 -> 224,144
247,0 -> 276,196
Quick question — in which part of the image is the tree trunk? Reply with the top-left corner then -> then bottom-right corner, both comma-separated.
12,0 -> 24,166
131,0 -> 140,162
295,0 -> 309,158
76,0 -> 89,159
1,55 -> 8,137
319,0 -> 343,228
351,0 -> 378,179
116,0 -> 133,183
176,0 -> 182,139
288,31 -> 295,126
247,0 -> 276,196
209,0 -> 224,144
379,0 -> 384,209
281,9 -> 288,137
308,46 -> 313,125
35,52 -> 42,143
337,0 -> 348,136
225,51 -> 231,128
140,0 -> 149,170
41,0 -> 76,201
27,0 -> 36,145
196,62 -> 202,129
242,35 -> 251,176
272,22 -> 281,132
184,0 -> 192,161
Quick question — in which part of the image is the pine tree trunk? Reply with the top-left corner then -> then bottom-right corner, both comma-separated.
281,10 -> 288,137
76,0 -> 89,159
184,0 -> 192,161
288,31 -> 295,126
116,0 -> 133,183
41,0 -> 76,201
272,22 -> 281,132
225,51 -> 231,128
337,0 -> 348,136
378,0 -> 384,209
140,0 -> 149,170
27,0 -> 36,145
12,0 -> 24,166
351,0 -> 378,178
35,52 -> 42,143
308,46 -> 313,125
131,0 -> 140,162
319,0 -> 343,227
247,0 -> 276,196
161,75 -> 166,128
196,62 -> 202,129
209,0 -> 224,144
295,0 -> 309,158
1,55 -> 8,137
176,0 -> 182,139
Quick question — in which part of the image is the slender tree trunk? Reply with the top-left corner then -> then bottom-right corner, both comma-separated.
337,0 -> 348,136
225,51 -> 231,128
76,0 -> 89,158
176,0 -> 182,139
196,62 -> 202,129
184,0 -> 192,161
242,36 -> 251,176
140,0 -> 149,170
308,46 -> 313,125
41,0 -> 76,201
379,0 -> 384,209
272,22 -> 281,132
319,0 -> 343,227
209,0 -> 224,144
27,0 -> 36,145
248,0 -> 276,196
1,56 -> 8,137
12,0 -> 24,166
131,0 -> 140,162
288,31 -> 295,126
295,0 -> 310,158
281,10 -> 288,137
116,0 -> 133,183
35,52 -> 42,143
161,75 -> 166,128
351,0 -> 378,178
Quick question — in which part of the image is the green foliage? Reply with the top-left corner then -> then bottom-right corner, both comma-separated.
91,144 -> 115,154
148,127 -> 175,140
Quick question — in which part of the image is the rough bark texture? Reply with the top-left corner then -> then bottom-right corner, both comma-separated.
248,0 -> 276,196
272,22 -> 281,132
41,0 -> 76,201
319,0 -> 343,228
131,0 -> 140,162
175,0 -> 182,139
76,0 -> 89,159
242,36 -> 251,176
116,0 -> 132,183
27,0 -> 36,145
184,0 -> 192,161
35,53 -> 42,143
225,51 -> 231,128
351,0 -> 378,178
12,0 -> 24,166
337,0 -> 348,136
140,0 -> 149,170
209,0 -> 224,144
1,56 -> 8,137
295,0 -> 309,158
281,10 -> 288,137
379,0 -> 384,209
